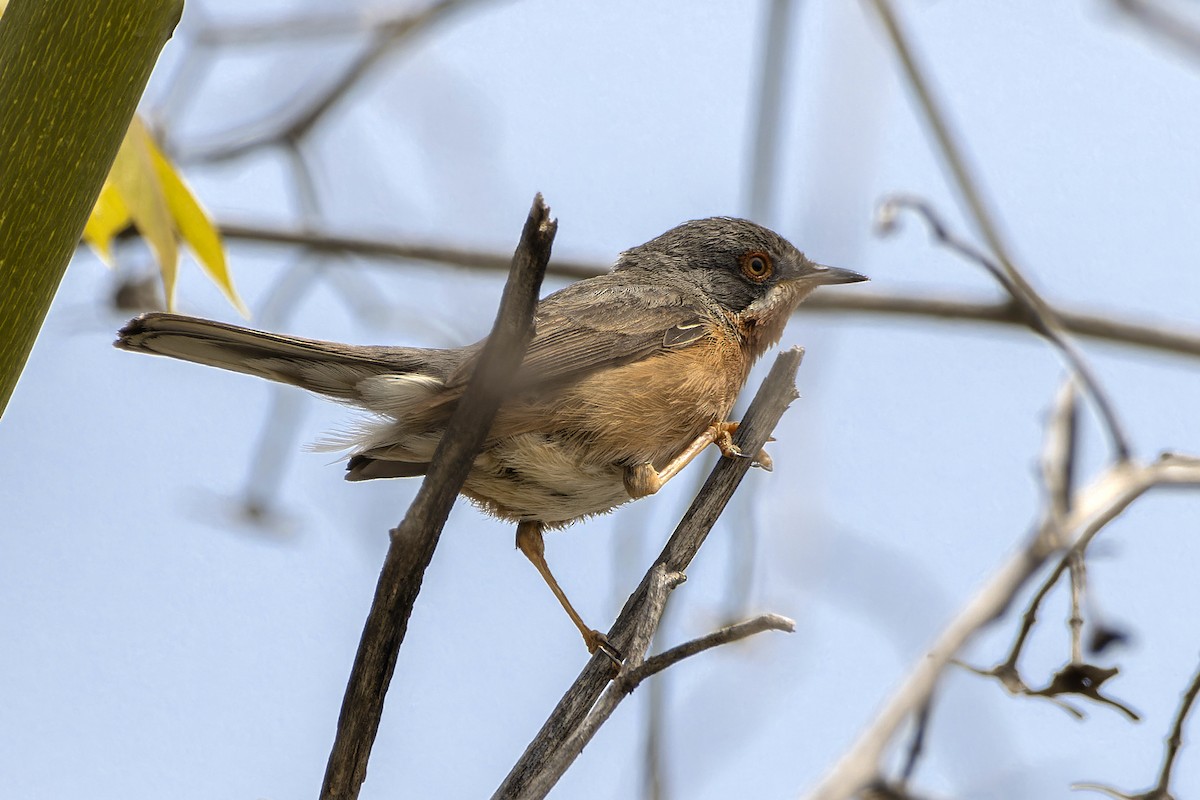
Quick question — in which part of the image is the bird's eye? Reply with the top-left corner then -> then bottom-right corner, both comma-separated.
740,251 -> 773,282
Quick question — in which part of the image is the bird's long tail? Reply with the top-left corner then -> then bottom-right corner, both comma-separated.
115,312 -> 453,405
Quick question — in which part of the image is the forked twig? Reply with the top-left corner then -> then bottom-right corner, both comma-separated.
866,0 -> 1132,461
1074,654 -> 1200,799
875,194 -> 1131,463
495,348 -> 806,799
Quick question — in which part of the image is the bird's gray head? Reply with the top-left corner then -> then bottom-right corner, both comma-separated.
614,217 -> 866,317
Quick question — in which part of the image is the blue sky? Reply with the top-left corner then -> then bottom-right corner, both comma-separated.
3,2 -> 1199,798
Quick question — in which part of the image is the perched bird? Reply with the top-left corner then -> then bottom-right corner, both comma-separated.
116,217 -> 866,661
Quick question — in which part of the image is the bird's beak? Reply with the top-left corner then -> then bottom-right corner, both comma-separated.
808,263 -> 868,285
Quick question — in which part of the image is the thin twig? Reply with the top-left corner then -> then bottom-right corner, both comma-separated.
494,348 -> 806,799
217,221 -> 606,279
898,697 -> 933,787
1068,552 -> 1087,665
517,606 -> 794,800
627,614 -> 795,685
212,221 -> 1200,362
804,454 -> 1200,800
1156,657 -> 1200,792
320,195 -> 554,800
514,566 -> 686,800
745,0 -> 796,221
876,194 -> 1132,462
642,662 -> 667,800
185,0 -> 478,163
194,7 -> 402,45
1073,654 -> 1200,799
866,0 -> 1133,462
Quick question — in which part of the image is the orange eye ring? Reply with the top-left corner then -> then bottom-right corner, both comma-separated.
739,251 -> 773,282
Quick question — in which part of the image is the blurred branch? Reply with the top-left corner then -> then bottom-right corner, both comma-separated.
876,195 -> 1132,461
1112,0 -> 1200,60
1074,654 -> 1200,799
219,220 -> 605,278
804,445 -> 1200,799
808,291 -> 1200,360
214,220 -> 1200,361
495,348 -> 805,799
194,6 -> 419,45
866,0 -> 1133,461
898,697 -> 933,787
745,0 -> 797,221
185,0 -> 479,163
955,384 -> 1130,721
320,195 -> 554,800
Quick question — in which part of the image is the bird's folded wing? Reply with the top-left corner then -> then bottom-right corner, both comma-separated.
447,276 -> 711,390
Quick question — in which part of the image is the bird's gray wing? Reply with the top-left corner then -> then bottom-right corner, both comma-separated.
447,274 -> 711,389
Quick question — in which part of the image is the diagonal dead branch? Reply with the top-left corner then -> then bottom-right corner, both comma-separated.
494,347 -> 805,799
805,451 -> 1200,800
319,195 -> 554,800
518,598 -> 793,800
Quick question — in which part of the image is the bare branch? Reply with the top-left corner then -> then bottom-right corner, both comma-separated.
1112,0 -> 1200,61
320,195 -> 554,800
513,565 -> 684,800
804,454 -> 1200,800
185,0 -> 478,163
898,696 -> 933,787
876,195 -> 1132,462
516,603 -> 793,800
494,347 -> 806,799
1074,653 -> 1200,799
1156,657 -> 1200,791
809,291 -> 1200,361
1043,379 -> 1081,534
867,0 -> 1133,461
745,0 -> 796,220
194,7 -> 409,45
213,221 -> 1200,362
627,613 -> 796,684
864,0 -> 1040,322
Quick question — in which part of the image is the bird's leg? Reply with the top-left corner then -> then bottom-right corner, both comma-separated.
515,521 -> 622,665
624,421 -> 772,499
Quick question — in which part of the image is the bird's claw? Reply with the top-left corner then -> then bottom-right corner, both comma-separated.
585,629 -> 624,668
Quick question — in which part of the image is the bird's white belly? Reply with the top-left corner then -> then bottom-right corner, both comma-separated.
462,433 -> 634,525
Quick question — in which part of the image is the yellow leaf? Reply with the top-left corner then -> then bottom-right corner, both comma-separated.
147,136 -> 249,318
84,115 -> 246,317
81,179 -> 131,266
108,117 -> 179,309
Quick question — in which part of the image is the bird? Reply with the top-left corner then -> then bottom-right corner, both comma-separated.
115,217 -> 866,662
